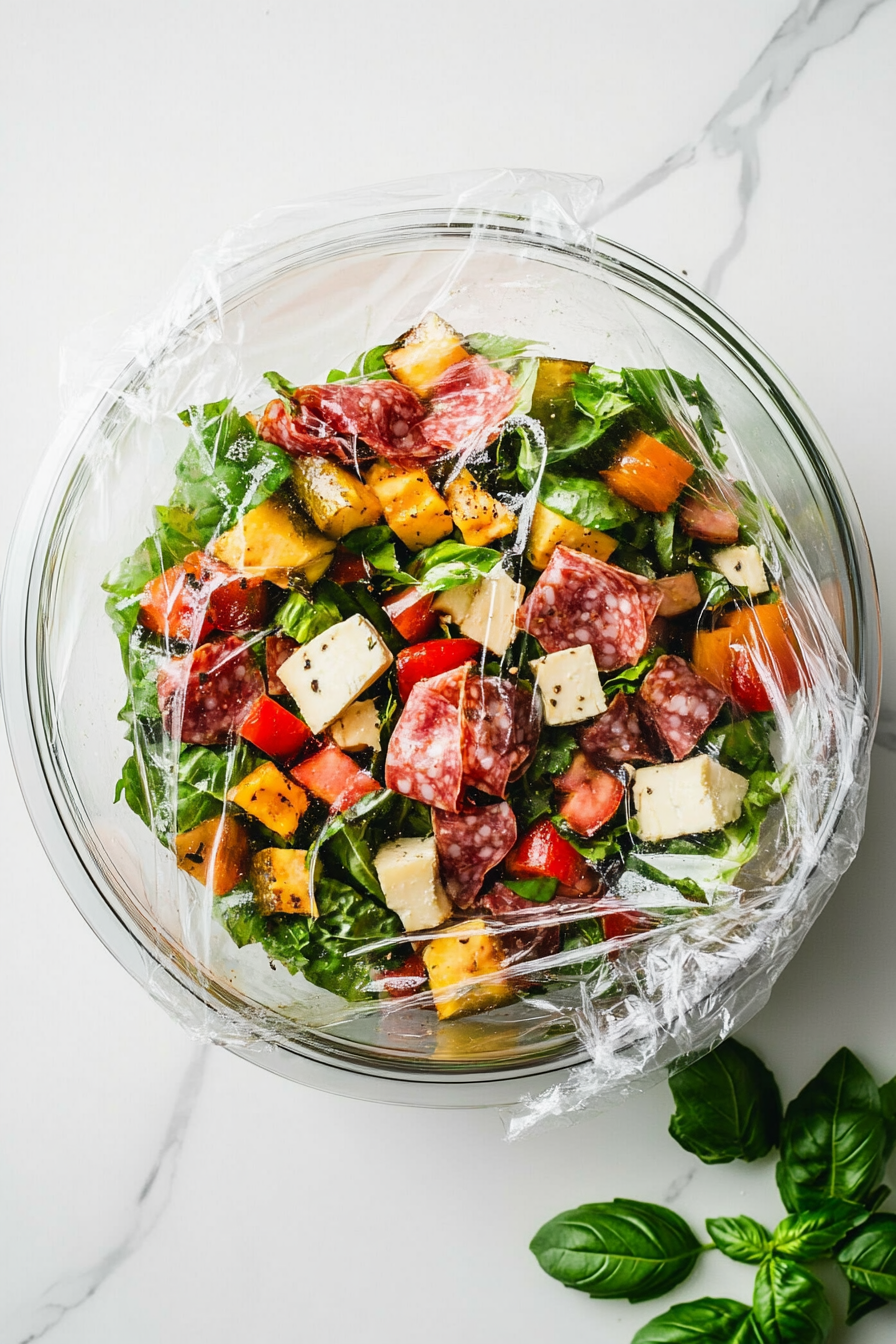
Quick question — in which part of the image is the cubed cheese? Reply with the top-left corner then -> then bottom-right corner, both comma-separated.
277,614 -> 393,734
373,836 -> 453,933
531,646 -> 607,726
433,566 -> 524,656
633,755 -> 749,842
329,698 -> 380,752
422,919 -> 515,1020
711,545 -> 768,596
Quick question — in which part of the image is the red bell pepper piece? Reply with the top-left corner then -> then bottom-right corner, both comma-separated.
504,819 -> 594,893
554,752 -> 625,838
602,909 -> 657,942
291,740 -> 382,811
139,551 -> 270,643
381,586 -> 438,642
395,638 -> 482,701
373,952 -> 428,999
239,694 -> 313,762
328,547 -> 371,585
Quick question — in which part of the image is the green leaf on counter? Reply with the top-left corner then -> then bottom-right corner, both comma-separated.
668,1039 -> 783,1164
752,1258 -> 832,1344
770,1200 -> 869,1263
631,1297 -> 755,1343
776,1047 -> 887,1213
706,1217 -> 771,1266
837,1215 -> 896,1317
530,1198 -> 703,1303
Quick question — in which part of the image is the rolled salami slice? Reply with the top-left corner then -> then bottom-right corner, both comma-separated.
157,635 -> 264,746
515,547 -> 651,669
636,654 -> 726,760
460,676 -> 541,798
579,692 -> 660,764
433,802 -> 517,908
265,634 -> 299,696
384,664 -> 468,812
420,355 -> 516,458
626,570 -> 663,628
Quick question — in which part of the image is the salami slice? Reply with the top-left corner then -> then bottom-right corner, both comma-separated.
258,381 -> 428,464
636,654 -> 725,760
384,664 -> 468,812
419,356 -> 516,458
433,802 -> 517,908
626,571 -> 663,628
579,692 -> 660,764
266,634 -> 299,696
460,676 -> 540,798
157,635 -> 264,746
515,547 -> 651,669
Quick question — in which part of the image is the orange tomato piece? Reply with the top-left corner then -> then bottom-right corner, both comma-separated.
690,628 -> 735,695
721,603 -> 805,699
175,814 -> 251,895
600,431 -> 695,513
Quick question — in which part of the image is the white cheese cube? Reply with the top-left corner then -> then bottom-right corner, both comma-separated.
329,698 -> 380,752
373,836 -> 453,933
711,545 -> 768,596
434,566 -> 524,656
277,614 -> 393,735
531,646 -> 607,726
633,755 -> 749,842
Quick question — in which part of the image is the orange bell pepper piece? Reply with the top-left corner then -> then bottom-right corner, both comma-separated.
600,431 -> 695,513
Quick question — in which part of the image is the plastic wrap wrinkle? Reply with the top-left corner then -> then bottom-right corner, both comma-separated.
37,168 -> 874,1130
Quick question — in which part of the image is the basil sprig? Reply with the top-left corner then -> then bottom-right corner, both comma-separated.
532,1040 -> 896,1340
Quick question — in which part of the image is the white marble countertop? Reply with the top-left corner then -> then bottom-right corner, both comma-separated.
2,2 -> 895,1341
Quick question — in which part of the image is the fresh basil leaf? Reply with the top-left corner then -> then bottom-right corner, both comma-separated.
537,471 -> 639,531
263,370 -> 297,399
274,589 -> 342,643
668,1039 -> 783,1164
503,877 -> 558,903
706,1216 -> 771,1265
631,1297 -> 754,1343
621,367 -> 725,467
529,727 -> 579,781
702,713 -> 776,775
693,563 -> 733,608
171,401 -> 292,543
571,366 -> 635,445
216,887 -> 313,974
529,1198 -> 703,1303
653,508 -> 678,573
315,578 -> 404,653
880,1075 -> 896,1158
178,742 -> 259,801
564,820 -> 630,863
340,524 -> 415,582
601,647 -> 664,698
466,332 -> 535,361
325,823 -> 384,900
771,1199 -> 869,1262
302,877 -> 403,1000
776,1047 -> 887,1212
325,343 -> 393,383
752,1258 -> 833,1344
837,1214 -> 896,1307
626,854 -> 707,904
411,540 -> 502,596
845,1283 -> 889,1326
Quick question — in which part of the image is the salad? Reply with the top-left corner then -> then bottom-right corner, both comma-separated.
104,311 -> 804,1020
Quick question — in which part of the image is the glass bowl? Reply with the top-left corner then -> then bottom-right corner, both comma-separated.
1,177 -> 880,1110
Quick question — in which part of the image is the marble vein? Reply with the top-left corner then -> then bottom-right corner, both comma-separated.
13,1046 -> 208,1344
598,0 -> 890,298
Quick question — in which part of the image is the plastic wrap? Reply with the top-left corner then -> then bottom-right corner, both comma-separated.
16,170 -> 878,1133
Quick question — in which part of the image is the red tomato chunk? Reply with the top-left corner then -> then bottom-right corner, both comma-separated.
239,694 -> 313,762
505,819 -> 594,892
395,638 -> 482,702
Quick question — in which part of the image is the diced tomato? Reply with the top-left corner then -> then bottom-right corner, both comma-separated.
382,586 -> 438,642
505,819 -> 594,893
138,551 -> 269,644
679,491 -> 740,545
373,952 -> 428,999
729,651 -> 773,713
239,694 -> 313,762
328,547 -> 371,585
721,603 -> 805,700
554,753 -> 625,838
291,740 -> 382,810
266,634 -> 300,696
602,909 -> 657,942
600,431 -> 694,513
395,638 -> 482,701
